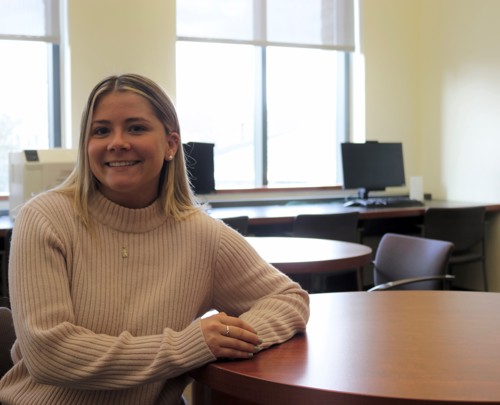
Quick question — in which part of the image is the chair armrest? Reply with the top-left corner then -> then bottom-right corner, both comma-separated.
368,275 -> 455,292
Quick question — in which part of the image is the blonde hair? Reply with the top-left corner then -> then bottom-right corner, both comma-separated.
57,73 -> 200,227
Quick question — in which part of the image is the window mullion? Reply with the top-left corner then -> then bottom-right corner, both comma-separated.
253,0 -> 267,187
253,46 -> 267,187
336,52 -> 350,184
261,47 -> 269,187
48,43 -> 61,148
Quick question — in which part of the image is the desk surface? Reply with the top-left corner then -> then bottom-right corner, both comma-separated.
191,291 -> 500,404
210,200 -> 500,225
246,237 -> 372,276
2,200 -> 500,233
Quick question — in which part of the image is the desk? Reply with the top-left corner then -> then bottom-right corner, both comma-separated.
191,291 -> 500,404
246,237 -> 371,290
211,200 -> 500,226
2,201 -> 499,232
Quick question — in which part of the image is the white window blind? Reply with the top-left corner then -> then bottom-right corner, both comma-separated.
0,0 -> 60,43
177,0 -> 355,51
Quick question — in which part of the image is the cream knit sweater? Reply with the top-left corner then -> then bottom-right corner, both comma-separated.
0,191 -> 309,404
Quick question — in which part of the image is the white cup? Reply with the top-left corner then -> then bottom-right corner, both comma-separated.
409,176 -> 424,201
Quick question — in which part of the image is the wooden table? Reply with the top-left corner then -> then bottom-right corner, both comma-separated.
191,291 -> 500,404
246,236 -> 372,291
246,236 -> 372,275
211,200 -> 500,226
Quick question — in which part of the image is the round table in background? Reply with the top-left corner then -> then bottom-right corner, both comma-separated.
245,236 -> 372,290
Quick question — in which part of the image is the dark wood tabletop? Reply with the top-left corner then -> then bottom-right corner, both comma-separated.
246,236 -> 372,275
191,291 -> 500,404
210,200 -> 500,225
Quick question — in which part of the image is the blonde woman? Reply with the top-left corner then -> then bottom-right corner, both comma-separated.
0,74 -> 309,405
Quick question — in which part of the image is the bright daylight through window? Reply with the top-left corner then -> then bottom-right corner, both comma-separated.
176,0 -> 355,190
0,41 -> 51,193
0,0 -> 60,195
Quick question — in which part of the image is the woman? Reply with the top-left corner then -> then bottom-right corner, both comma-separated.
0,74 -> 309,404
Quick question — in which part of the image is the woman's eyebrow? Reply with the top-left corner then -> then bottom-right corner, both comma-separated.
124,117 -> 151,124
91,117 -> 150,126
91,119 -> 110,126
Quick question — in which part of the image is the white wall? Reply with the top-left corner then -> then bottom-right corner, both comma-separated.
364,0 -> 500,203
420,0 -> 500,204
64,0 -> 176,148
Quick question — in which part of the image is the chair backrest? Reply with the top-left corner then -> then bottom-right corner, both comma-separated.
293,212 -> 360,242
0,306 -> 16,378
221,216 -> 249,236
423,207 -> 485,253
373,233 -> 454,290
1,229 -> 12,299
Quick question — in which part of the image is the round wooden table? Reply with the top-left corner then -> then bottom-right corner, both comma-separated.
245,236 -> 372,275
191,291 -> 500,404
246,236 -> 372,291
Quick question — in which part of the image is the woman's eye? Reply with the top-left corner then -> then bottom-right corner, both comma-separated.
129,125 -> 147,134
92,127 -> 109,136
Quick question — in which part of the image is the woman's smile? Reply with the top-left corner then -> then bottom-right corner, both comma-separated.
105,160 -> 141,167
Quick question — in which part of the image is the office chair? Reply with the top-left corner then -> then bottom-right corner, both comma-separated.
368,233 -> 454,291
0,306 -> 16,378
423,206 -> 488,291
221,216 -> 249,236
1,229 -> 12,302
292,212 -> 361,292
293,212 -> 360,243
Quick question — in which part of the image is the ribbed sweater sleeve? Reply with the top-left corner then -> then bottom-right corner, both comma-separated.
0,190 -> 309,404
214,231 -> 309,346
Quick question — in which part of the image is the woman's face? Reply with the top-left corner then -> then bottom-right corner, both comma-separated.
88,90 -> 179,208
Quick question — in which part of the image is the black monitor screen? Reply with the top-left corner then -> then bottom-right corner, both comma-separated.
341,142 -> 405,198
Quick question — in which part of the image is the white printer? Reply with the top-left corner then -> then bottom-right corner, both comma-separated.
8,149 -> 77,220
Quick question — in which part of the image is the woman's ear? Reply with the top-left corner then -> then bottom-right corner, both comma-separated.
165,132 -> 180,160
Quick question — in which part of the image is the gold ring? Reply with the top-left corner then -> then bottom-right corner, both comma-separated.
225,325 -> 230,337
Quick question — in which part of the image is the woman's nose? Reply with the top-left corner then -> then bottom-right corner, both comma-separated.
107,131 -> 131,151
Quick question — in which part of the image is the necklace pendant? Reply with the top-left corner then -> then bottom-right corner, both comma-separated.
121,247 -> 129,259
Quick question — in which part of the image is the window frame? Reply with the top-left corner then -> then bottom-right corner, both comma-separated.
176,37 -> 351,190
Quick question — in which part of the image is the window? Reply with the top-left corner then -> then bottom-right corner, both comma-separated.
0,0 -> 60,194
176,0 -> 355,190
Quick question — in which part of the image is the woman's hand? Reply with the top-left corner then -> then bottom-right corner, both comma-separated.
200,312 -> 262,359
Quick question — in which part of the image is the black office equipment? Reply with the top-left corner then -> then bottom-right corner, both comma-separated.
423,206 -> 488,291
341,141 -> 405,199
344,197 -> 424,208
0,306 -> 15,378
340,141 -> 423,208
182,142 -> 215,194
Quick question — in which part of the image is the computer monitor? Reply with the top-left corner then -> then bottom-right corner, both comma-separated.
341,141 -> 405,199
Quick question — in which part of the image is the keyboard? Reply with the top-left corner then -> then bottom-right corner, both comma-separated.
344,197 -> 425,208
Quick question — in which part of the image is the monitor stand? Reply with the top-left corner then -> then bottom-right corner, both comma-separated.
343,188 -> 377,207
357,188 -> 373,200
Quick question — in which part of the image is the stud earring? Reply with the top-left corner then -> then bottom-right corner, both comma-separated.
168,155 -> 174,161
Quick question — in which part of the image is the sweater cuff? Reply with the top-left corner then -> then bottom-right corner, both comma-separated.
162,320 -> 216,372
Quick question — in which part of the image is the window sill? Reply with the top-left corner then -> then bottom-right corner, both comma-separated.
196,185 -> 351,207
